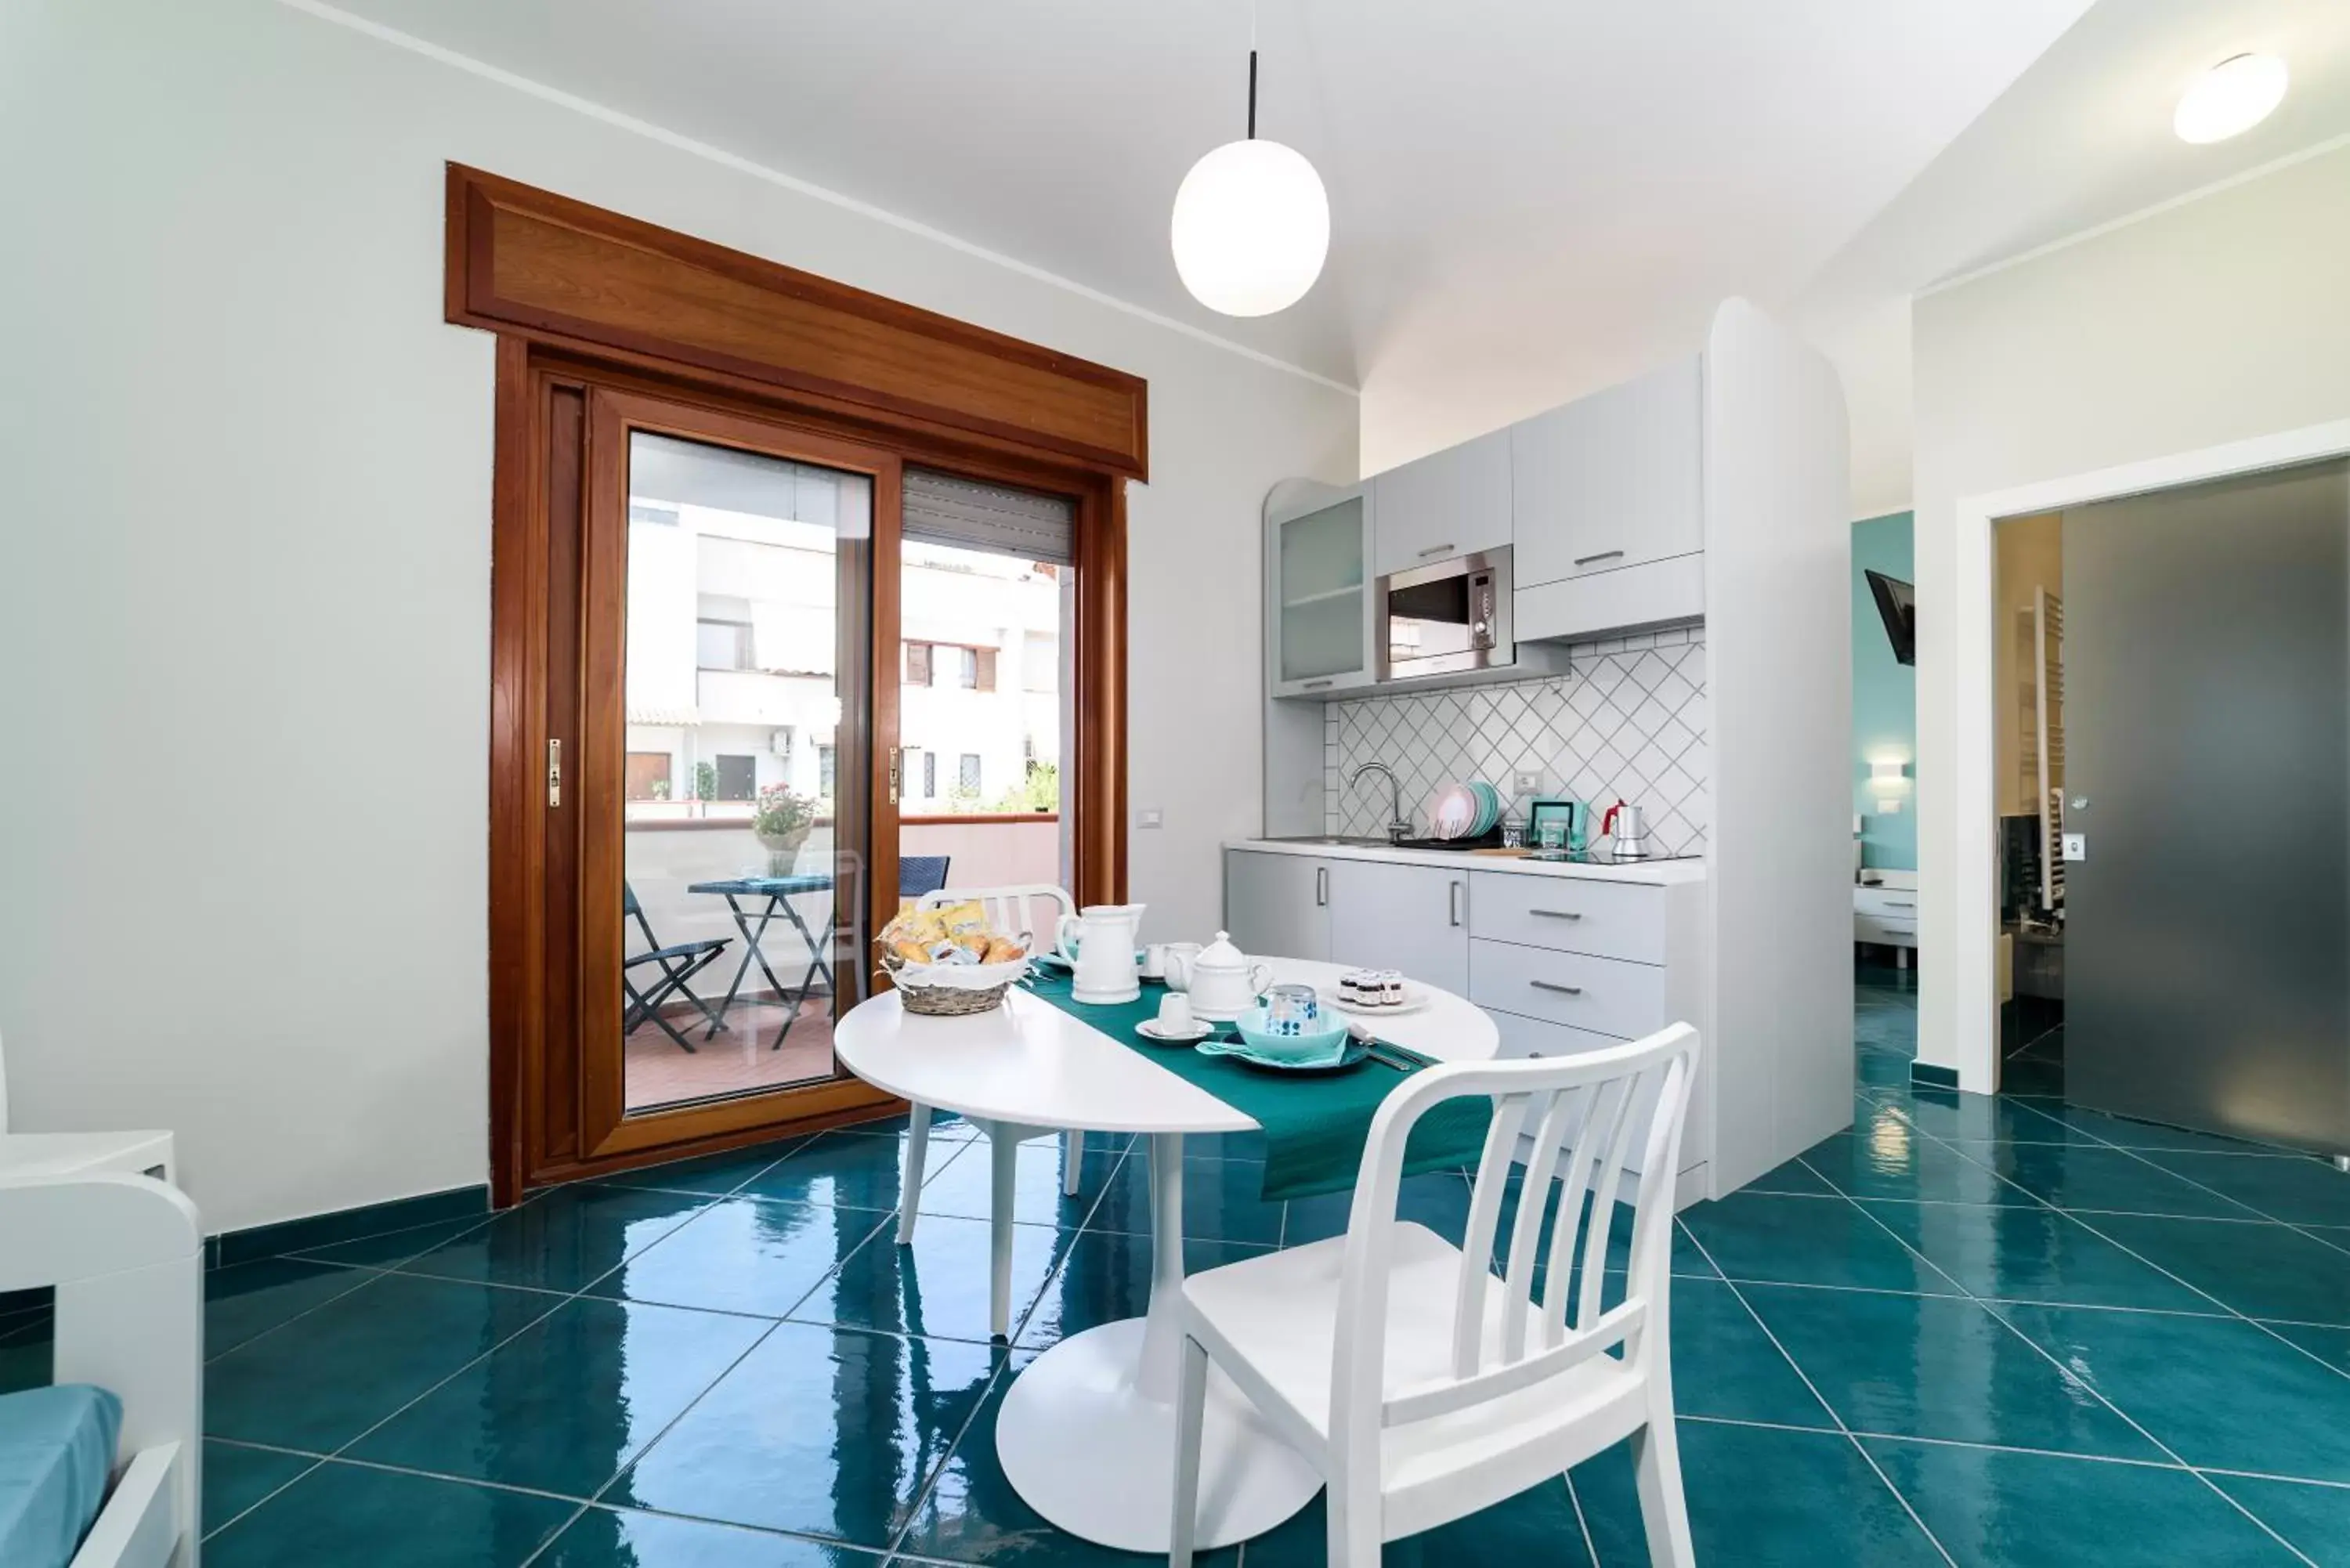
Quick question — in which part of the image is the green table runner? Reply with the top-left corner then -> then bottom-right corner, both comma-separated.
1019,972 -> 1490,1202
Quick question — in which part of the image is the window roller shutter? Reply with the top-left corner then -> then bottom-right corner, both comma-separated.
902,468 -> 1074,564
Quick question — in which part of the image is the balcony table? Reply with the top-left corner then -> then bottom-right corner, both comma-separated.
685,873 -> 851,1047
831,957 -> 1497,1553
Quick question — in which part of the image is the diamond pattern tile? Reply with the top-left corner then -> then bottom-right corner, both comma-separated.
1328,627 -> 1709,854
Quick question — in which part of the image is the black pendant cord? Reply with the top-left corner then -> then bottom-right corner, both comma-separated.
1247,48 -> 1258,139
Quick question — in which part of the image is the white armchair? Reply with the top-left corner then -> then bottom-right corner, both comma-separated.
0,1172 -> 204,1568
0,1031 -> 174,1184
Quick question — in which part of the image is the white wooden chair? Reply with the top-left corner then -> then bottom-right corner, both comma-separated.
1170,1023 -> 1701,1568
0,1031 -> 174,1185
904,884 -> 1079,1339
0,1172 -> 204,1568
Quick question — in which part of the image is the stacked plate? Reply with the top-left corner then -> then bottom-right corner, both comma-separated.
1424,779 -> 1503,840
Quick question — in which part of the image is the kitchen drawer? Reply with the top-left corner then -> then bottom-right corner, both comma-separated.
1488,1009 -> 1705,1177
1470,938 -> 1667,1040
1468,872 -> 1666,964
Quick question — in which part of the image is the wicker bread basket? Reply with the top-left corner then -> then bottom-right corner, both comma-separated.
877,952 -> 1029,1016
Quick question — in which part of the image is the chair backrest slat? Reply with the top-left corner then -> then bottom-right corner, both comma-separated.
1451,1090 -> 1535,1378
1331,1024 -> 1699,1469
920,883 -> 1073,950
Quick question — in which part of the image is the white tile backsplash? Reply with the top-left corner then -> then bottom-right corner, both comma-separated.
1325,625 -> 1708,855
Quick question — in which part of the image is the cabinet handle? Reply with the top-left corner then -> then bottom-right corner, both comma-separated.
1573,549 -> 1625,567
1449,880 -> 1463,927
1417,542 -> 1457,558
1883,901 -> 1915,909
1529,908 -> 1584,921
1316,866 -> 1329,907
1531,979 -> 1585,996
1303,679 -> 1334,692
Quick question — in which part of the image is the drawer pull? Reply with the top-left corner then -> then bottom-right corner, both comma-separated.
1573,549 -> 1625,567
1302,679 -> 1334,691
1529,909 -> 1585,921
1530,979 -> 1585,996
1882,901 -> 1915,909
1417,542 -> 1457,558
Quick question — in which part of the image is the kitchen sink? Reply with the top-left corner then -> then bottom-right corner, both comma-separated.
1260,834 -> 1397,847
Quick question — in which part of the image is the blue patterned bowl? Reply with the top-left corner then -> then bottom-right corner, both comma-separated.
1232,1005 -> 1351,1066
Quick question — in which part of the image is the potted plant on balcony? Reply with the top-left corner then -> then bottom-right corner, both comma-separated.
754,784 -> 816,874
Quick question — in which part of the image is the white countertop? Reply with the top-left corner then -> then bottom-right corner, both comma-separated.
1224,837 -> 1707,886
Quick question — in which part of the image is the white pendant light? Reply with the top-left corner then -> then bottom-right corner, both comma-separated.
1171,43 -> 1329,316
2174,53 -> 2288,144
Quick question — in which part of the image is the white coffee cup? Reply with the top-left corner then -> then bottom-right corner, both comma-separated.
1155,992 -> 1195,1034
1141,941 -> 1169,980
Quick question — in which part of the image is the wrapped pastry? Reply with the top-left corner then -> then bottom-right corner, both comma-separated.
982,935 -> 1026,964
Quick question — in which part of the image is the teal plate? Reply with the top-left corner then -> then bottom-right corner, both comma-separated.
1195,1036 -> 1370,1075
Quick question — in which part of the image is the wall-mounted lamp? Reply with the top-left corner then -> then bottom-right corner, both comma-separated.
1870,757 -> 1910,814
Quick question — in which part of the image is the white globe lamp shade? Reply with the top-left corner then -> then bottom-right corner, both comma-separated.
2174,53 -> 2288,144
1170,138 -> 1330,317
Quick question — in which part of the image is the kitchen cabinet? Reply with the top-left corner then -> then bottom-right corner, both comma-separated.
1369,428 -> 1513,580
1327,858 -> 1469,995
1510,356 -> 1703,592
1266,485 -> 1376,699
1223,847 -> 1331,962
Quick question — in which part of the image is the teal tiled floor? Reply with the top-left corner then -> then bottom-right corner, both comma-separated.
9,968 -> 2350,1563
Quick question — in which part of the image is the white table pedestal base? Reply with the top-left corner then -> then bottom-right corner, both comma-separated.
995,1316 -> 1321,1552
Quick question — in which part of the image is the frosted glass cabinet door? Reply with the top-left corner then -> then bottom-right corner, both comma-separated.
1269,489 -> 1374,697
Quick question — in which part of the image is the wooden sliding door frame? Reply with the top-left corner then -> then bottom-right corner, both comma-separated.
476,191 -> 1136,1198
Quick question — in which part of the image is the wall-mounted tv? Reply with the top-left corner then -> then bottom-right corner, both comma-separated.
1866,569 -> 1915,666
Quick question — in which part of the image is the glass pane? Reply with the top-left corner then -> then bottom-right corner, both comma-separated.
620,431 -> 872,1115
1278,497 -> 1366,682
899,533 -> 1072,916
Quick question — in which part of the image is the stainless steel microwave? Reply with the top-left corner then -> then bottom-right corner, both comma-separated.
1379,546 -> 1516,681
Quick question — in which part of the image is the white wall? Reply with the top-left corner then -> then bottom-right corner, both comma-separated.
1910,142 -> 2350,1078
0,0 -> 1357,1232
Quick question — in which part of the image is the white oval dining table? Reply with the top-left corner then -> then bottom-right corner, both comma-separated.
833,957 -> 1498,1554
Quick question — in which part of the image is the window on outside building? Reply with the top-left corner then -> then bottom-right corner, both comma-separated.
818,745 -> 837,798
959,753 -> 981,794
905,641 -> 932,685
975,648 -> 997,692
922,751 -> 936,799
715,754 -> 757,801
697,620 -> 754,670
956,647 -> 978,688
1023,631 -> 1058,692
624,753 -> 672,800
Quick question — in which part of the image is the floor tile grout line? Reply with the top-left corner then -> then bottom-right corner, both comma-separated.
197,1443 -> 331,1543
1876,1097 -> 2350,1389
1670,1215 -> 1962,1568
199,1261 -> 392,1366
579,1314 -> 794,1515
1796,1150 -> 2325,1566
2099,1139 -> 2350,1254
1562,1465 -> 1603,1566
880,1349 -> 1030,1560
204,1434 -> 623,1504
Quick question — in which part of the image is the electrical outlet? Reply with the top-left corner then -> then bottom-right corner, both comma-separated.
1513,771 -> 1542,793
2062,833 -> 2086,862
1137,807 -> 1164,829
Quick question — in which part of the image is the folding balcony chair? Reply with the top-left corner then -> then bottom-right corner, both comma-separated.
623,881 -> 732,1054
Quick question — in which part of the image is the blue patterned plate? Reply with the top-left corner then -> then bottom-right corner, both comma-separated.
1195,1035 -> 1370,1074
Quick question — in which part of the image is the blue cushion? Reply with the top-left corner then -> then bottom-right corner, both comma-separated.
0,1385 -> 122,1568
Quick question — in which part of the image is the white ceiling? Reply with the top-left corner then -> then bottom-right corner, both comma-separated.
310,0 -> 2350,502
318,2 -> 2081,425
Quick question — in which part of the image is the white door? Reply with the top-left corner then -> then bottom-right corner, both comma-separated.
1223,851 -> 1332,962
1327,858 -> 1469,995
1511,356 -> 1703,589
1369,428 -> 1513,580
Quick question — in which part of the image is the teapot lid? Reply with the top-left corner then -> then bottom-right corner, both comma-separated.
1195,930 -> 1248,968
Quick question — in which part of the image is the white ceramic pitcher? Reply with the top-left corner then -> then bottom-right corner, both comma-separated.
1056,903 -> 1147,1004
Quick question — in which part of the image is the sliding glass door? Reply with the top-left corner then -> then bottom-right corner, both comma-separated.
566,388 -> 901,1153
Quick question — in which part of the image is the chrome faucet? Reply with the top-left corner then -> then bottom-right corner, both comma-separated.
1349,761 -> 1411,843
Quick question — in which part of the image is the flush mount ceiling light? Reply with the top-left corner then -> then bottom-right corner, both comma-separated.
2174,52 -> 2289,143
1170,32 -> 1329,317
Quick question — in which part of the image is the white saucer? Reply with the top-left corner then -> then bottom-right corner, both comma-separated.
1321,985 -> 1432,1017
1135,1018 -> 1213,1044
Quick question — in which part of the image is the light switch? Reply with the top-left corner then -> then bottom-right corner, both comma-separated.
1514,771 -> 1542,793
2062,833 -> 2086,862
1137,807 -> 1164,829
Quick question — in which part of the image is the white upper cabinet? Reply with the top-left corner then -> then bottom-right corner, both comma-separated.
1369,428 -> 1513,580
1510,356 -> 1704,591
1267,485 -> 1377,699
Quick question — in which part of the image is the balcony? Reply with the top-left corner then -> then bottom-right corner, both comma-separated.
620,811 -> 1061,1113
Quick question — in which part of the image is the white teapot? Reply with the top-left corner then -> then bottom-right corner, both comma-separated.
1165,931 -> 1273,1021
